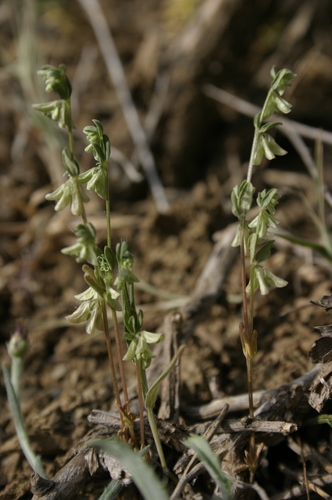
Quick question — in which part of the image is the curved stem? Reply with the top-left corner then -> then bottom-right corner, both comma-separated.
2,363 -> 48,479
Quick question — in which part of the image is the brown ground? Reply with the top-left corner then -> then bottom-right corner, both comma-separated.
1,1 -> 332,499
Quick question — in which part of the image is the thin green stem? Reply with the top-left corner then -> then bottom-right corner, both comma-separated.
136,360 -> 146,448
11,356 -> 23,402
111,309 -> 129,408
240,221 -> 257,483
68,128 -> 75,161
247,88 -> 272,184
246,359 -> 254,420
66,97 -> 88,226
105,189 -> 112,249
139,360 -> 149,398
66,98 -> 75,160
101,301 -> 123,417
240,222 -> 249,334
248,266 -> 255,336
247,130 -> 259,184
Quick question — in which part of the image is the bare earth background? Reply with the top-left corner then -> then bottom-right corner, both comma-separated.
1,0 -> 332,498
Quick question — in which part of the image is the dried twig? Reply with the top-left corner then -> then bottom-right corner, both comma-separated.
170,405 -> 230,500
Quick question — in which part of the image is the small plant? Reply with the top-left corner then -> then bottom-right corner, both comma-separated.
2,322 -> 48,480
32,64 -> 184,473
231,66 -> 296,481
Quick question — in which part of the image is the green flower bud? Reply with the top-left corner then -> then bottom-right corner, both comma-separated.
62,147 -> 80,176
78,167 -> 108,200
231,180 -> 255,218
123,330 -> 164,369
32,100 -> 71,129
7,321 -> 29,359
37,64 -> 72,99
246,265 -> 287,296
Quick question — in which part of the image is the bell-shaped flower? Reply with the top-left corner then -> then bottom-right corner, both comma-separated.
33,99 -> 71,129
78,167 -> 108,200
270,67 -> 296,96
249,210 -> 279,240
256,189 -> 279,214
66,287 -> 104,334
37,64 -> 72,100
61,223 -> 101,266
123,330 -> 164,369
83,120 -> 111,165
253,133 -> 287,165
246,265 -> 287,296
46,177 -> 89,216
115,241 -> 139,290
105,287 -> 122,311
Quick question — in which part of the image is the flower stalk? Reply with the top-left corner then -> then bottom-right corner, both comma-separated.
231,67 -> 295,481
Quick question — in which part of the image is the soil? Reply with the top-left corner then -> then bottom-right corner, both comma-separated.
1,1 -> 332,499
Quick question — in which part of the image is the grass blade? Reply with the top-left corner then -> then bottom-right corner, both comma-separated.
185,435 -> 232,499
87,437 -> 169,500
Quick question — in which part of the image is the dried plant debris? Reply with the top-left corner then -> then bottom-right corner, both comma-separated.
309,362 -> 332,412
310,294 -> 332,312
309,296 -> 332,411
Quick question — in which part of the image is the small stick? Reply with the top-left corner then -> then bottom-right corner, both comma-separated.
170,405 -> 229,500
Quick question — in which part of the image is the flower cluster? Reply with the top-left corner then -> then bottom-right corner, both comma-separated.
252,67 -> 296,166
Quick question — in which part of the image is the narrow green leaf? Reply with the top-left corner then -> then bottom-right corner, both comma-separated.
255,240 -> 274,264
2,363 -> 48,479
185,436 -> 232,499
86,438 -> 169,500
278,233 -> 332,264
98,480 -> 123,500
